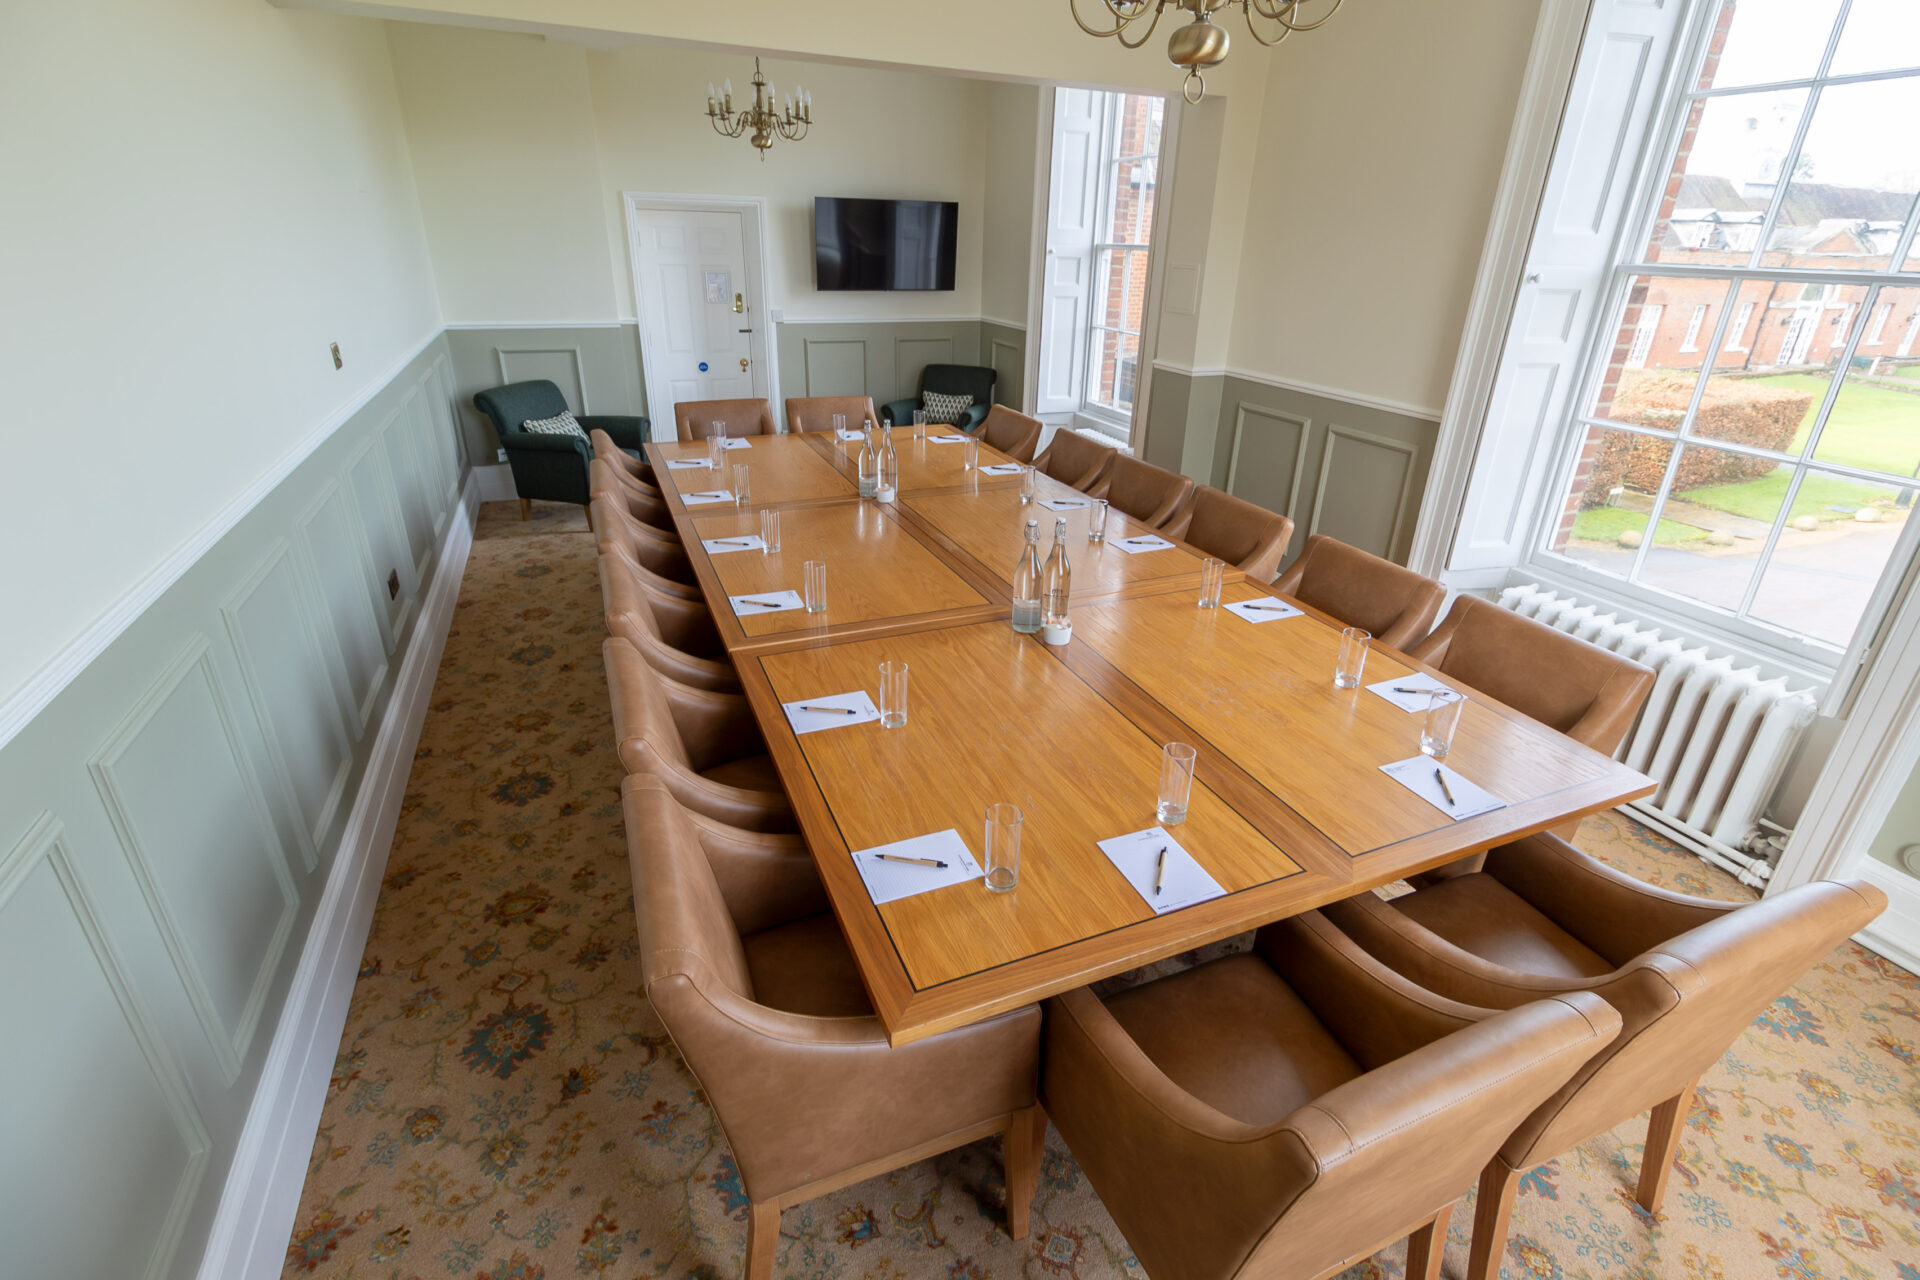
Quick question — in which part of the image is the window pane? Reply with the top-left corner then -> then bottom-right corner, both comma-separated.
1645,90 -> 1806,262
1698,0 -> 1843,91
1101,94 -> 1162,244
1548,426 -> 1678,575
1829,0 -> 1920,77
1811,286 -> 1920,475
1748,472 -> 1915,645
1591,277 -> 1728,425
1760,76 -> 1920,270
1636,447 -> 1790,612
1691,280 -> 1868,452
1089,327 -> 1140,415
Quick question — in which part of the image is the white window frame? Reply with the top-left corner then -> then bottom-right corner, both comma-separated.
1626,304 -> 1664,366
1080,92 -> 1163,434
1724,299 -> 1755,350
1679,302 -> 1707,352
1519,0 -> 1920,684
1867,300 -> 1892,344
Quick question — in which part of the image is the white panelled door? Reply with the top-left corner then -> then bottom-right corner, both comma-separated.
1036,88 -> 1101,417
633,208 -> 763,422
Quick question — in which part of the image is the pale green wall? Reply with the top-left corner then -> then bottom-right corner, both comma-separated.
0,338 -> 468,1280
445,325 -> 648,459
1867,751 -> 1920,880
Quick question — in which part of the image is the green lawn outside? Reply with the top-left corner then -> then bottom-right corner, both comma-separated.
1681,468 -> 1891,523
1571,506 -> 1709,545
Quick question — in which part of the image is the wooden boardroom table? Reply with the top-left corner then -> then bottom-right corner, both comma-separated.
642,429 -> 1655,1046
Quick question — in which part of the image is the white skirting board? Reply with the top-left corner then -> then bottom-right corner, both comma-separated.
474,462 -> 518,502
1853,858 -> 1920,978
194,471 -> 480,1280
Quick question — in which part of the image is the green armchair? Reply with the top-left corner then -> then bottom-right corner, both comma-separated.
880,364 -> 995,434
473,380 -> 651,517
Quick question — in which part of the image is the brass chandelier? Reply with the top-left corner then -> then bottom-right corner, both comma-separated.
705,58 -> 812,159
1070,0 -> 1345,103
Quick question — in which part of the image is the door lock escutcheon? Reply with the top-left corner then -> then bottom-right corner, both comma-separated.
733,292 -> 745,314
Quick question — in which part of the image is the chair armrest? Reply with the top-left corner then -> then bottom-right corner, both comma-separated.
660,679 -> 768,774
1318,891 -> 1601,1009
686,813 -> 829,935
880,398 -> 918,426
1163,509 -> 1194,539
607,615 -> 739,693
615,738 -> 793,832
1483,833 -> 1740,967
501,428 -> 591,457
579,414 -> 651,449
961,404 -> 990,433
501,430 -> 591,505
643,590 -> 726,657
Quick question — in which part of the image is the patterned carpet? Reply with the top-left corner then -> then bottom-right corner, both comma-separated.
284,500 -> 1920,1280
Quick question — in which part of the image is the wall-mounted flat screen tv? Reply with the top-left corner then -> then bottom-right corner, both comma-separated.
814,197 -> 958,291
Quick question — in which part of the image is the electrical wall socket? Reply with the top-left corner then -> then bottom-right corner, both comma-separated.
329,342 -> 343,369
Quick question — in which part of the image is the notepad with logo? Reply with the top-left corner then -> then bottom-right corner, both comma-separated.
1224,597 -> 1303,624
728,590 -> 804,615
665,458 -> 713,471
926,434 -> 969,444
1111,534 -> 1175,555
1037,497 -> 1089,512
836,428 -> 865,442
1380,757 -> 1505,821
716,437 -> 752,450
702,535 -> 766,555
849,829 -> 984,904
979,462 -> 1025,476
682,490 -> 736,506
1096,827 -> 1224,914
781,690 -> 880,735
1367,673 -> 1462,714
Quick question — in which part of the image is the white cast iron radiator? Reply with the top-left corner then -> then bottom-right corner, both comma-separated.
1497,584 -> 1820,885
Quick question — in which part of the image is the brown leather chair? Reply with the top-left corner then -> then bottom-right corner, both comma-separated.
1321,839 -> 1885,1280
1098,454 -> 1194,529
589,428 -> 657,489
588,456 -> 674,526
1272,534 -> 1446,651
1164,487 -> 1294,583
785,395 -> 877,434
978,405 -> 1043,463
599,551 -> 739,694
675,398 -> 778,441
1041,910 -> 1621,1280
603,637 -> 794,832
626,774 -> 1045,1280
590,495 -> 699,600
1034,428 -> 1115,492
1411,594 -> 1655,758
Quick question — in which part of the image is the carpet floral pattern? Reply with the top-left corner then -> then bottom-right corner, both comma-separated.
285,500 -> 1920,1280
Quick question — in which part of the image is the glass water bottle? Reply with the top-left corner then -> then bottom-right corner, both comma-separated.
857,419 -> 878,498
1042,516 -> 1073,645
877,421 -> 898,502
1011,519 -> 1043,634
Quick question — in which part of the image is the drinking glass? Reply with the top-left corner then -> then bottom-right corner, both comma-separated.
1335,627 -> 1370,689
1422,690 -> 1467,759
732,463 -> 751,507
912,409 -> 928,439
708,431 -> 727,470
984,803 -> 1023,893
1020,465 -> 1037,505
1199,557 -> 1226,609
963,436 -> 979,471
832,412 -> 846,437
804,560 -> 828,613
1157,743 -> 1197,825
759,507 -> 781,553
1088,498 -> 1109,543
878,660 -> 909,729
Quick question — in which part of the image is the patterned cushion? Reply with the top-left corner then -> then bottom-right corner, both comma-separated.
921,391 -> 974,426
522,410 -> 586,438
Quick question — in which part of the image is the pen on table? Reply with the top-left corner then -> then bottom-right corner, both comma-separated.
1153,845 -> 1167,896
1243,603 -> 1292,612
1053,500 -> 1086,507
691,491 -> 728,499
1124,536 -> 1162,544
1434,767 -> 1457,807
1395,686 -> 1456,697
739,598 -> 783,608
799,705 -> 859,716
712,539 -> 753,547
874,853 -> 948,868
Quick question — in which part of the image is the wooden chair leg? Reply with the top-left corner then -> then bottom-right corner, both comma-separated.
744,1201 -> 780,1280
583,503 -> 595,533
1003,1103 -> 1048,1240
1636,1078 -> 1698,1215
1405,1202 -> 1453,1280
1466,1159 -> 1520,1280
519,498 -> 532,521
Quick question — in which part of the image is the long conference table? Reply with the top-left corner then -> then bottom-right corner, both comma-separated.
643,429 -> 1656,1046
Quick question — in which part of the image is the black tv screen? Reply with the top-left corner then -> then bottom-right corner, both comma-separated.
814,197 -> 958,291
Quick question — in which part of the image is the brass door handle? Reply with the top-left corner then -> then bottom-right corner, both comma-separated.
740,357 -> 750,371
734,292 -> 745,314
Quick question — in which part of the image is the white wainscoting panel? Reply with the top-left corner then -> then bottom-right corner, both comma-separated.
1225,404 -> 1312,522
1310,424 -> 1420,561
383,405 -> 436,585
495,347 -> 589,414
801,339 -> 868,398
346,435 -> 415,641
88,641 -> 300,1082
296,483 -> 389,736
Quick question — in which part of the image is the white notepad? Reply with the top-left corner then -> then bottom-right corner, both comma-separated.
1096,827 -> 1226,915
701,535 -> 766,555
850,829 -> 985,904
781,690 -> 881,735
1224,597 -> 1303,624
716,437 -> 752,450
1367,673 -> 1463,714
1037,497 -> 1089,512
835,428 -> 865,442
682,489 -> 736,506
665,458 -> 713,471
728,589 -> 804,615
1380,757 -> 1506,821
979,462 -> 1025,476
926,434 -> 969,444
1111,534 -> 1175,555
